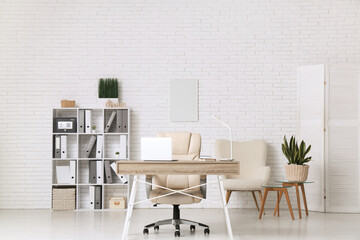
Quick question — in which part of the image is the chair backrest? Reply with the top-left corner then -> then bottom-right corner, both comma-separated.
214,139 -> 267,179
152,132 -> 201,190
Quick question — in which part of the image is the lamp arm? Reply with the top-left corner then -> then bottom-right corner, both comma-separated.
212,115 -> 233,159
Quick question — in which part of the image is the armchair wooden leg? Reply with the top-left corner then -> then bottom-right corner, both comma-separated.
225,190 -> 232,204
259,189 -> 268,219
251,191 -> 260,211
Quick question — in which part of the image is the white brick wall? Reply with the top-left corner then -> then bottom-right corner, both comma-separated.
0,0 -> 359,209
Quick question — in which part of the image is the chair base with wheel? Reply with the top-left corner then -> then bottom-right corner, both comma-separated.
143,205 -> 210,237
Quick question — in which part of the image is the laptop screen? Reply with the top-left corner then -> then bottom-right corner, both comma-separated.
141,137 -> 172,161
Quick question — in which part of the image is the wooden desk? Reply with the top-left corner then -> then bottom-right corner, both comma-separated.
117,160 -> 239,240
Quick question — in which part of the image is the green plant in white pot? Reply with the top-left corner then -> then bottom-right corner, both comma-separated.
98,78 -> 119,106
282,136 -> 312,182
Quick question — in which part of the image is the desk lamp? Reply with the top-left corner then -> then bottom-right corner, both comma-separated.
212,114 -> 234,161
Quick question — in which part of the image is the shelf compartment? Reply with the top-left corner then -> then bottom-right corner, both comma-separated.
52,160 -> 77,185
103,185 -> 128,210
78,185 -> 103,210
104,135 -> 128,159
78,135 -> 102,159
53,134 -> 77,159
78,160 -> 103,184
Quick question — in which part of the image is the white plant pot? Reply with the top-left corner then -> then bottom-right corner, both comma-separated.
285,164 -> 309,182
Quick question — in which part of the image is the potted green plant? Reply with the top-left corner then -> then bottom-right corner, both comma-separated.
115,152 -> 120,159
91,125 -> 96,133
98,78 -> 119,105
282,136 -> 312,182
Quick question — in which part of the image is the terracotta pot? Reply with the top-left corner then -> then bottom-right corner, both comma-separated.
285,164 -> 309,182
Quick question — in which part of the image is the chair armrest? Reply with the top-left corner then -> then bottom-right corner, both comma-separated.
255,166 -> 271,185
145,176 -> 152,199
200,176 -> 207,199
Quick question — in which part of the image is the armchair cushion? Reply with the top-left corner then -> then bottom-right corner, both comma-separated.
223,166 -> 270,191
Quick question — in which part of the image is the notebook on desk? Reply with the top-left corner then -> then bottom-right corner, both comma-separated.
141,137 -> 173,161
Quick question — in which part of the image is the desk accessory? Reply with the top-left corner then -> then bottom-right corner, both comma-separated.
61,100 -> 75,108
53,118 -> 77,133
212,115 -> 233,161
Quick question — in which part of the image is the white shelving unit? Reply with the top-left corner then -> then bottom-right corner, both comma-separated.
51,108 -> 130,211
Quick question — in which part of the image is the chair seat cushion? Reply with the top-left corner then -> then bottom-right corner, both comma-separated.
223,179 -> 264,191
149,189 -> 202,205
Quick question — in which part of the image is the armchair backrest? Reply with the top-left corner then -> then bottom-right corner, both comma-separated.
214,139 -> 267,179
152,132 -> 201,190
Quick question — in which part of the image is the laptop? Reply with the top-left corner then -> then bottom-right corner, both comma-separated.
141,137 -> 173,161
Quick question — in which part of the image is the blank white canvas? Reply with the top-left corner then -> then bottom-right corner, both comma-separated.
170,79 -> 198,122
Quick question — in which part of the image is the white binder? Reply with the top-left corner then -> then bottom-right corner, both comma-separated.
85,110 -> 92,133
69,161 -> 76,184
89,186 -> 95,209
120,135 -> 127,159
79,110 -> 85,133
60,135 -> 68,159
96,136 -> 103,158
96,161 -> 102,184
110,162 -> 128,184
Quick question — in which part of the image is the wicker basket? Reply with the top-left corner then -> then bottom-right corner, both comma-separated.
285,164 -> 309,182
61,100 -> 75,108
52,188 -> 76,210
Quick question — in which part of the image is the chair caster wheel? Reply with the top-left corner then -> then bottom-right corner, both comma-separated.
190,225 -> 196,231
204,228 -> 210,235
174,230 -> 180,237
154,226 -> 159,231
143,228 -> 149,234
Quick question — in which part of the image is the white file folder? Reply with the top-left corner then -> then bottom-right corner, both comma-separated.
96,136 -> 103,158
56,166 -> 70,184
60,135 -> 68,159
110,162 -> 128,184
96,161 -> 102,184
89,186 -> 95,210
120,135 -> 127,159
85,110 -> 92,133
69,161 -> 76,184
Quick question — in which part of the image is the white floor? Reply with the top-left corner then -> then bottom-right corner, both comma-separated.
0,209 -> 359,240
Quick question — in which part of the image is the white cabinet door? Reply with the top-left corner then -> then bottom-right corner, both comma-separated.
298,64 -> 326,212
326,64 -> 360,212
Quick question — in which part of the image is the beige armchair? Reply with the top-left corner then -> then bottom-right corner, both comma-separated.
143,132 -> 209,237
215,139 -> 270,211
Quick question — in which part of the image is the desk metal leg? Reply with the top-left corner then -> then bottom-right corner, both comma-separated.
121,175 -> 138,240
217,176 -> 234,240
